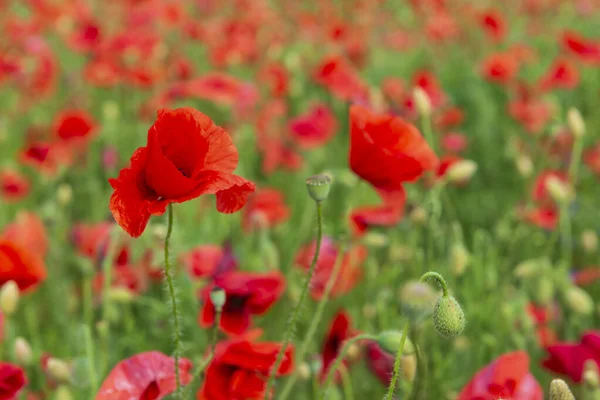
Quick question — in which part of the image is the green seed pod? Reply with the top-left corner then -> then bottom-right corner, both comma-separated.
549,379 -> 575,400
305,174 -> 332,203
210,287 -> 226,312
399,281 -> 437,322
433,295 -> 466,338
376,330 -> 414,355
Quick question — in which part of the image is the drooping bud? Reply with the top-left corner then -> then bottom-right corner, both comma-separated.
376,330 -> 414,356
450,243 -> 470,276
433,295 -> 466,338
413,87 -> 431,117
210,287 -> 226,312
545,176 -> 572,204
581,229 -> 598,254
46,358 -> 72,383
564,286 -> 593,315
305,174 -> 332,203
549,379 -> 575,400
0,281 -> 19,316
567,107 -> 585,138
446,160 -> 477,184
14,337 -> 33,365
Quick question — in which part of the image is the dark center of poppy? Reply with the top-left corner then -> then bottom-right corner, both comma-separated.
224,295 -> 249,312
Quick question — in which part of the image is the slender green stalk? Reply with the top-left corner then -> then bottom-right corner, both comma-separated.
559,202 -> 572,267
278,243 -> 348,400
83,277 -> 93,329
83,325 -> 98,396
568,135 -> 584,184
421,114 -> 437,154
211,309 -> 222,359
100,227 -> 119,372
264,202 -> 324,399
319,334 -> 376,400
339,364 -> 355,400
163,204 -> 182,399
185,354 -> 214,398
385,322 -> 410,400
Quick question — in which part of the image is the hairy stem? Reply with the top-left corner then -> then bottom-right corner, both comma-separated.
420,272 -> 449,297
385,321 -> 410,400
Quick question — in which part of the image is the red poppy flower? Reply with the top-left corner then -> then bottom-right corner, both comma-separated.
242,188 -> 290,232
442,132 -> 469,153
68,20 -> 102,52
185,73 -> 257,108
349,105 -> 438,232
572,267 -> 600,287
543,331 -> 600,383
584,142 -> 600,176
198,333 -> 294,400
97,351 -> 192,400
295,237 -> 366,300
458,351 -> 543,400
0,362 -> 27,399
288,104 -> 337,149
481,52 -> 519,84
2,212 -> 48,258
508,88 -> 552,134
258,62 -> 289,98
19,141 -> 60,176
412,70 -> 447,110
321,311 -> 357,381
179,242 -> 237,280
562,31 -> 600,64
199,271 -> 285,335
314,55 -> 368,102
426,12 -> 459,43
436,155 -> 461,179
532,171 -> 568,205
71,222 -> 132,266
435,107 -> 465,131
526,302 -> 559,347
365,341 -> 394,385
523,206 -> 559,231
538,58 -> 580,92
479,9 -> 506,42
53,109 -> 97,142
109,107 -> 255,238
381,77 -> 406,109
84,58 -> 120,88
0,169 -> 30,203
0,240 -> 47,292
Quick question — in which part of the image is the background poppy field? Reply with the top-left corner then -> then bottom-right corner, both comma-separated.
0,0 -> 599,399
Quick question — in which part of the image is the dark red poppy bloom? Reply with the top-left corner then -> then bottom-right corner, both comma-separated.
538,58 -> 580,91
481,52 -> 519,84
314,55 -> 368,102
436,155 -> 461,179
2,212 -> 48,258
199,271 -> 285,335
458,351 -> 543,400
349,105 -> 438,233
179,242 -> 237,280
479,9 -> 506,42
0,169 -> 30,203
242,188 -> 290,232
441,132 -> 469,154
523,206 -> 559,231
198,332 -> 294,400
562,31 -> 600,64
295,237 -> 366,300
53,110 -> 97,142
109,107 -> 255,238
288,104 -> 337,149
0,362 -> 27,399
543,331 -> 600,383
365,341 -> 394,385
0,240 -> 47,292
97,351 -> 192,400
321,311 -> 357,381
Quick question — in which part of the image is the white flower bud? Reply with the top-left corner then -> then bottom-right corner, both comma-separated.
413,87 -> 431,117
0,281 -> 19,316
446,160 -> 477,183
567,108 -> 585,138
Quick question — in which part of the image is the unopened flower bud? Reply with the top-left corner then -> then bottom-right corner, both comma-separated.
516,154 -> 533,177
55,386 -> 74,400
514,259 -> 544,278
413,87 -> 431,117
567,108 -> 585,138
363,232 -> 389,248
450,243 -> 470,276
564,286 -> 593,315
46,358 -> 72,383
581,230 -> 598,254
376,330 -> 414,355
306,174 -> 332,203
297,362 -> 311,381
14,337 -> 33,365
0,281 -> 19,316
401,353 -> 417,381
210,287 -> 226,311
446,160 -> 477,184
550,379 -> 575,400
108,287 -> 135,304
56,184 -> 73,206
399,281 -> 437,321
584,360 -> 600,388
546,176 -> 572,204
346,342 -> 360,360
433,295 -> 466,338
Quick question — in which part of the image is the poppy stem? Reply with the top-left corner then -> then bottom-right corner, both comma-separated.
385,321 -> 410,400
420,272 -> 449,297
100,226 -> 119,374
163,204 -> 182,399
83,324 -> 98,396
319,333 -> 377,399
339,363 -> 355,400
264,201 -> 324,400
210,309 -> 222,359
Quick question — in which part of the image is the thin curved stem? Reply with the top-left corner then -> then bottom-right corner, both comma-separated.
264,202 -> 323,399
278,242 -> 348,400
420,272 -> 449,297
319,334 -> 376,400
339,364 -> 355,400
163,204 -> 182,399
385,321 -> 410,400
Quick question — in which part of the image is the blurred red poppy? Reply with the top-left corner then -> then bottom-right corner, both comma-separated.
532,170 -> 568,205
481,52 -> 519,84
543,331 -> 600,382
185,73 -> 258,110
349,105 -> 437,232
258,62 -> 289,98
365,341 -> 394,385
0,240 -> 47,292
242,188 -> 290,232
0,169 -> 30,203
479,9 -> 507,42
295,236 -> 366,300
584,142 -> 600,176
436,155 -> 461,179
321,311 -> 357,381
96,351 -> 192,400
523,206 -> 559,231
180,242 -> 237,280
198,333 -> 294,400
412,70 -> 447,111
508,87 -> 552,134
562,31 -> 600,64
288,104 -> 337,149
314,55 -> 368,102
435,107 -> 465,131
109,107 -> 255,238
538,58 -> 580,91
53,110 -> 97,143
442,132 -> 469,154
458,351 -> 543,400
2,212 -> 48,258
526,302 -> 559,347
199,271 -> 285,335
0,362 -> 27,399
572,267 -> 600,286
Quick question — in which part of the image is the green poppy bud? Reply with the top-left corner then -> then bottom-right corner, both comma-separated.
564,286 -> 593,315
549,379 -> 575,400
305,174 -> 332,203
0,281 -> 19,316
433,295 -> 466,338
376,330 -> 414,355
399,281 -> 437,321
210,287 -> 226,312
